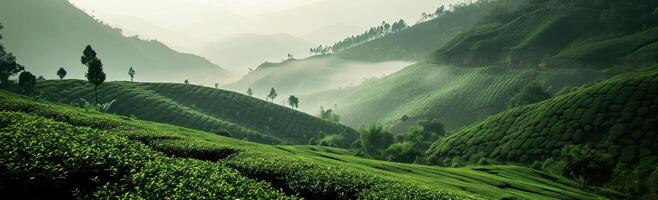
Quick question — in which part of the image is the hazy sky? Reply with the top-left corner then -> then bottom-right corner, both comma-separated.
69,0 -> 462,48
68,0 -> 463,74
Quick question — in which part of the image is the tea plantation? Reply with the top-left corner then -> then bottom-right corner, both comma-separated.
427,66 -> 658,195
303,63 -> 608,131
34,80 -> 357,145
0,90 -> 608,199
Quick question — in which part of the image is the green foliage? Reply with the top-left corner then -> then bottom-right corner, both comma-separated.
18,71 -> 36,96
267,87 -> 277,102
128,67 -> 135,82
57,67 -> 67,80
359,125 -> 394,158
0,90 -> 608,199
287,95 -> 299,109
507,82 -> 552,108
308,63 -> 606,131
435,0 -> 658,68
80,45 -> 106,105
317,19 -> 409,55
384,142 -> 422,163
35,80 -> 358,146
559,145 -> 613,186
318,106 -> 341,123
427,66 -> 658,196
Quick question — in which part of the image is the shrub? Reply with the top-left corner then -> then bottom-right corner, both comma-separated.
559,145 -> 613,186
384,142 -> 422,163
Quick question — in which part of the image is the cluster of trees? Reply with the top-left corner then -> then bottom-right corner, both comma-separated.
356,118 -> 446,163
318,106 -> 340,123
310,19 -> 409,55
418,5 -> 449,23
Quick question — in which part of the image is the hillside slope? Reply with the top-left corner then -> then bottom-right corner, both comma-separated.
435,0 -> 658,68
35,80 -> 357,145
0,0 -> 227,83
302,63 -> 609,131
336,1 -> 485,62
0,90 -> 609,199
427,66 -> 658,195
224,56 -> 411,100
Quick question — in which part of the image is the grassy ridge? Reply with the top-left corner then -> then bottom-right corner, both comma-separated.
303,63 -> 608,131
35,80 -> 357,145
0,90 -> 606,199
427,66 -> 658,193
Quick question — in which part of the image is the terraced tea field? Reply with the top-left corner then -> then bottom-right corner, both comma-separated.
35,80 -> 357,145
303,63 -> 608,131
0,90 -> 609,199
427,66 -> 658,194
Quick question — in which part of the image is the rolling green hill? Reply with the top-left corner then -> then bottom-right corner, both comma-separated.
335,1 -> 486,62
303,62 -> 609,132
435,0 -> 658,68
0,0 -> 227,83
427,66 -> 658,196
0,90 -> 611,199
35,80 -> 357,145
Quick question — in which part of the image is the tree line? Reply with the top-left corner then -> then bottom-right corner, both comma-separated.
310,19 -> 409,55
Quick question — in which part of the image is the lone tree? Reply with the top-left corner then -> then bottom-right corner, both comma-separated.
247,88 -> 253,96
288,95 -> 299,109
214,83 -> 219,89
0,23 -> 25,87
267,88 -> 277,102
81,45 -> 106,105
57,67 -> 67,80
184,79 -> 189,84
128,67 -> 136,82
18,71 -> 36,96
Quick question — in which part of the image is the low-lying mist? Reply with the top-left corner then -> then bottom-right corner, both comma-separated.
223,56 -> 412,113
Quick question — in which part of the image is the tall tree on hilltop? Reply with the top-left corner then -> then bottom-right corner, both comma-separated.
57,67 -> 67,80
184,79 -> 189,84
128,67 -> 136,82
18,71 -> 36,96
81,45 -> 106,106
267,88 -> 278,102
288,95 -> 299,109
247,88 -> 253,96
0,23 -> 24,87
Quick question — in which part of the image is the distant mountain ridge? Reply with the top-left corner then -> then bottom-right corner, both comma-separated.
0,0 -> 228,84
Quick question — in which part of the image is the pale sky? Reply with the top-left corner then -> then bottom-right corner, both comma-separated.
68,0 -> 463,72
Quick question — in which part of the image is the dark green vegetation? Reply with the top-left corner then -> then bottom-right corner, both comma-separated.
435,0 -> 658,68
0,0 -> 227,82
35,80 -> 357,146
427,66 -> 658,197
335,2 -> 486,62
303,63 -> 609,132
0,90 -> 608,199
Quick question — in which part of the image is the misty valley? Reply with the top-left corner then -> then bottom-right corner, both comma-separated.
1,0 -> 657,199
